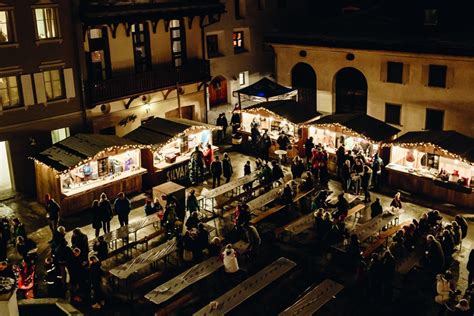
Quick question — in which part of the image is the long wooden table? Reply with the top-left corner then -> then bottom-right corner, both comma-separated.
353,214 -> 396,243
109,238 -> 177,280
247,184 -> 285,213
201,172 -> 258,200
194,257 -> 296,316
279,279 -> 344,316
89,213 -> 161,251
145,256 -> 223,305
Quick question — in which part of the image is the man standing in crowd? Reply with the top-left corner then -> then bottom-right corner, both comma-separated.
211,156 -> 223,188
114,192 -> 131,227
45,193 -> 60,236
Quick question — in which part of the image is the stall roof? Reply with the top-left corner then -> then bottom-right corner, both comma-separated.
124,117 -> 218,145
35,134 -> 139,172
386,130 -> 474,163
235,78 -> 295,99
313,113 -> 400,142
244,100 -> 322,124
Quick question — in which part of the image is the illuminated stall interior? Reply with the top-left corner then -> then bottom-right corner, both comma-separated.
124,117 -> 219,187
32,134 -> 146,216
384,130 -> 474,209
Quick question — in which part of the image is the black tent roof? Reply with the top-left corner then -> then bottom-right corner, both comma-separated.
235,78 -> 295,99
124,117 -> 217,145
35,134 -> 138,172
387,130 -> 474,163
244,100 -> 322,124
313,113 -> 400,142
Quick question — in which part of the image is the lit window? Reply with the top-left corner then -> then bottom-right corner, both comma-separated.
51,127 -> 70,144
0,76 -> 20,108
43,69 -> 64,101
239,72 -> 245,85
89,28 -> 102,39
34,7 -> 59,39
233,31 -> 244,54
0,10 -> 14,43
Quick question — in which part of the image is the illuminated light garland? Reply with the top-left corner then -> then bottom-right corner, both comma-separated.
382,142 -> 474,165
239,107 -> 319,128
149,125 -> 221,152
310,123 -> 376,143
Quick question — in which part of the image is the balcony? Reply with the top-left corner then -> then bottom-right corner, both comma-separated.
81,0 -> 225,26
87,59 -> 210,106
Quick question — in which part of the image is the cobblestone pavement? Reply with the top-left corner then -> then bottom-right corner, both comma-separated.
1,149 -> 473,315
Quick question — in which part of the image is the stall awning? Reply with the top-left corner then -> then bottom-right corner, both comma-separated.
243,100 -> 322,125
235,78 -> 296,99
313,113 -> 400,142
34,134 -> 140,172
385,130 -> 474,163
124,117 -> 219,146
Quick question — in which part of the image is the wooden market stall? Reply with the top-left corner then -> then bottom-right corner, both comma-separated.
238,99 -> 321,159
124,117 -> 219,188
32,134 -> 147,216
308,113 -> 400,173
383,130 -> 474,209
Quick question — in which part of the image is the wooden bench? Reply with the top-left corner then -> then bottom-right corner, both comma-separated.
194,257 -> 296,316
129,271 -> 163,300
106,228 -> 164,259
250,204 -> 287,225
279,279 -> 344,316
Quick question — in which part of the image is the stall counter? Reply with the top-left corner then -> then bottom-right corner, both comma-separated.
386,164 -> 473,209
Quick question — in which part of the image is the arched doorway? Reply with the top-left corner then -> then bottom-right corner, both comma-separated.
291,62 -> 317,111
208,76 -> 228,107
334,67 -> 367,114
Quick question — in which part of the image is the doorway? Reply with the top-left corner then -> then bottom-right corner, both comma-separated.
0,141 -> 14,193
335,67 -> 367,114
291,62 -> 317,111
209,76 -> 228,107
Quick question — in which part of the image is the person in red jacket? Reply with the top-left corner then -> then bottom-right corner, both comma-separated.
203,144 -> 214,173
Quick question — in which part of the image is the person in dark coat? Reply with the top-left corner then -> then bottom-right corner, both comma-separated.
186,190 -> 200,215
45,193 -> 60,236
291,156 -> 305,179
91,200 -> 102,238
211,156 -> 223,188
341,160 -> 352,192
222,153 -> 233,183
230,111 -> 241,134
221,113 -> 228,139
467,249 -> 474,285
381,251 -> 396,299
93,236 -> 108,261
44,257 -> 61,297
371,153 -> 383,190
370,198 -> 383,219
71,228 -> 89,262
333,194 -> 349,220
89,255 -> 105,309
114,192 -> 131,227
361,165 -> 372,202
0,232 -> 6,261
455,215 -> 468,239
271,161 -> 284,183
216,114 -> 224,142
243,222 -> 261,255
98,193 -> 113,234
195,223 -> 209,260
426,235 -> 445,274
1,218 -> 11,246
191,146 -> 205,182
260,132 -> 272,162
336,145 -> 346,179
347,234 -> 362,269
243,161 -> 252,191
304,137 -> 314,163
16,236 -> 36,261
12,218 -> 26,240
185,211 -> 200,230
368,253 -> 383,298
144,199 -> 157,216
70,248 -> 88,302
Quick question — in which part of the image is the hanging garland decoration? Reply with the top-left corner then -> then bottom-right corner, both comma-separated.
382,142 -> 474,165
310,123 -> 376,143
239,107 -> 298,128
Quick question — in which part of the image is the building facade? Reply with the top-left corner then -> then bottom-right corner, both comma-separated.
77,0 -> 225,137
204,0 -> 307,109
0,0 -> 84,195
267,5 -> 474,138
